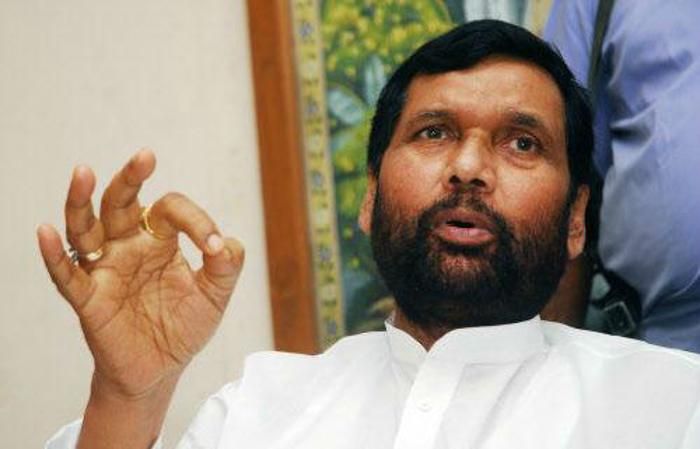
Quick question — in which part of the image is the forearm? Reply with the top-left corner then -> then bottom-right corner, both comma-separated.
77,371 -> 181,449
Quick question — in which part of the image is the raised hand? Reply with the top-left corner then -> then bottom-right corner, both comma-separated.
37,150 -> 244,401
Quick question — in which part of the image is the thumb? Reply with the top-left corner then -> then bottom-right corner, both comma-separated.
195,236 -> 245,310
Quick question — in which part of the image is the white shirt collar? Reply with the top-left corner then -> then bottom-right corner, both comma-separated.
385,315 -> 546,368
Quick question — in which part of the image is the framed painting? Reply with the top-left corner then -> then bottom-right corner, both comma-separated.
247,0 -> 553,353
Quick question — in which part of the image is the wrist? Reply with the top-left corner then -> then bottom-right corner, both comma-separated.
77,371 -> 182,449
90,366 -> 184,404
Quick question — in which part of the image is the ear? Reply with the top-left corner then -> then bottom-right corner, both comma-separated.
358,174 -> 377,235
567,185 -> 589,260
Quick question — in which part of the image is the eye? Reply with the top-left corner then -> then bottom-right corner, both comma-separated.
417,125 -> 448,140
508,135 -> 540,153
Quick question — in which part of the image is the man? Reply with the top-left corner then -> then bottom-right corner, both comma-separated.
544,0 -> 700,352
42,20 -> 700,449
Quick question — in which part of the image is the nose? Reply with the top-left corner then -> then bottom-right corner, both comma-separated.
443,134 -> 496,193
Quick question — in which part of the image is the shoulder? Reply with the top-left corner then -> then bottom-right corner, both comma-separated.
541,320 -> 700,377
237,331 -> 389,393
540,321 -> 700,442
244,330 -> 388,367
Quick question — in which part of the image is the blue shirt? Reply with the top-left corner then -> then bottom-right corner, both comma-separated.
545,0 -> 700,352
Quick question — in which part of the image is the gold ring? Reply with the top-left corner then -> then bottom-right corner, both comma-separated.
68,247 -> 104,265
139,204 -> 169,240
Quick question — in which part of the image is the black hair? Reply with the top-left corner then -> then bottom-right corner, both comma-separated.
366,19 -> 593,191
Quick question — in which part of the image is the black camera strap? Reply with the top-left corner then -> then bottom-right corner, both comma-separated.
585,0 -> 641,337
587,0 -> 616,109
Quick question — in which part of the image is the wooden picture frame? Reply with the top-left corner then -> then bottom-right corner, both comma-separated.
247,0 -> 319,354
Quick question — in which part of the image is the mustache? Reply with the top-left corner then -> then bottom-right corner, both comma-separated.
417,192 -> 515,243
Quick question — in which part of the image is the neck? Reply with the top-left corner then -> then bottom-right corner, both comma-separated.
392,309 -> 454,351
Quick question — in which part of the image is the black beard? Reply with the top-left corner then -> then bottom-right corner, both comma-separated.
370,188 -> 571,329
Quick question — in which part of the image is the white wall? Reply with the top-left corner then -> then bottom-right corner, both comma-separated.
0,0 -> 274,447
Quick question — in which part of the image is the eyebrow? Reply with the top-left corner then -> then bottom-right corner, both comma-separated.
403,110 -> 456,129
505,111 -> 553,143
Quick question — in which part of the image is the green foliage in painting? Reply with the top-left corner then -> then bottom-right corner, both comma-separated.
322,0 -> 456,333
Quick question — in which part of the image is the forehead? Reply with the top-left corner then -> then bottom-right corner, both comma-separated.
400,56 -> 565,144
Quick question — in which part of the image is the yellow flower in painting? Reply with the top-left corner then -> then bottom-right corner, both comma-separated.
374,8 -> 385,25
427,21 -> 441,33
340,31 -> 354,46
407,23 -> 424,36
357,17 -> 369,33
390,27 -> 408,45
328,7 -> 342,22
333,5 -> 354,24
336,155 -> 354,172
327,54 -> 338,71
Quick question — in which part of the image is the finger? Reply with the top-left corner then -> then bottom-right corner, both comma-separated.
100,149 -> 156,239
147,192 -> 223,255
37,224 -> 96,311
195,238 -> 245,310
65,165 -> 105,257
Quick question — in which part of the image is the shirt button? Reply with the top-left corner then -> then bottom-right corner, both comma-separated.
417,401 -> 432,412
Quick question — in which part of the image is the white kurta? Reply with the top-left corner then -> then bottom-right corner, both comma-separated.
47,317 -> 700,448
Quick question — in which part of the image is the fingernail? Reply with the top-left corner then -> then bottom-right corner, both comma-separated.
73,165 -> 87,177
207,234 -> 224,254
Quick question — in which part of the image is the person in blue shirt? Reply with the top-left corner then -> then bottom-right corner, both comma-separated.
543,0 -> 700,352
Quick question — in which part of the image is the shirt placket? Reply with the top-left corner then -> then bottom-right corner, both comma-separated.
393,356 -> 464,449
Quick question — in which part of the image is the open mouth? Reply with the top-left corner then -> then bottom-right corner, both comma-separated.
432,209 -> 497,247
447,220 -> 476,229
